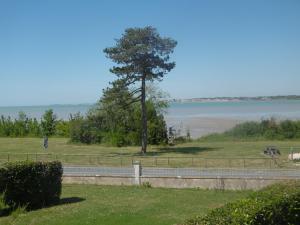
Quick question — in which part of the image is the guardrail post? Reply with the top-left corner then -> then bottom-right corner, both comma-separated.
133,161 -> 141,185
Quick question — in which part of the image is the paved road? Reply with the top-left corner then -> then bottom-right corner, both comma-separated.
63,166 -> 300,179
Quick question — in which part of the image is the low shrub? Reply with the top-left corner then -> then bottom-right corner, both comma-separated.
0,161 -> 62,209
182,182 -> 300,225
200,118 -> 300,141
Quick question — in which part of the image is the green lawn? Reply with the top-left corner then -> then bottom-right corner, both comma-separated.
0,184 -> 251,225
0,138 -> 299,168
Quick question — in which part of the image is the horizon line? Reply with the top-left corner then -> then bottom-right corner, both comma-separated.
1,94 -> 300,107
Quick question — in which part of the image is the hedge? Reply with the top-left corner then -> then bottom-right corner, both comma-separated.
0,161 -> 62,209
182,182 -> 300,225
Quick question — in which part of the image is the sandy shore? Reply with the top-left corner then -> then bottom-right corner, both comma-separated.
165,117 -> 247,138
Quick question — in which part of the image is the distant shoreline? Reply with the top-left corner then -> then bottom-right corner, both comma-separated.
171,95 -> 300,103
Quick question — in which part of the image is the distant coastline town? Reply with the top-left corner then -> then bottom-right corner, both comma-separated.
171,95 -> 300,103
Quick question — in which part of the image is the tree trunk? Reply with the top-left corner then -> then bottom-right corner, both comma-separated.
141,76 -> 147,154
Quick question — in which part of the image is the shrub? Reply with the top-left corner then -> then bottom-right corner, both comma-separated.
201,118 -> 300,141
69,113 -> 99,144
225,121 -> 262,138
0,161 -> 62,209
182,182 -> 300,225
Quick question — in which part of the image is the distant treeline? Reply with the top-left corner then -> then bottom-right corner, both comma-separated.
173,95 -> 300,103
0,110 -> 69,138
201,118 -> 300,141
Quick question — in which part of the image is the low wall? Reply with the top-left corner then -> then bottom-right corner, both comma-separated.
62,175 -> 298,190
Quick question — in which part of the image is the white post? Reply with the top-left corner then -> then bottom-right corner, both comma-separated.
133,161 -> 141,185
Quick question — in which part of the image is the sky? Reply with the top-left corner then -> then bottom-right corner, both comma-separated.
0,0 -> 300,106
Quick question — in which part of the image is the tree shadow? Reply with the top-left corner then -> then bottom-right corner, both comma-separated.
113,146 -> 221,156
148,146 -> 220,156
0,197 -> 85,218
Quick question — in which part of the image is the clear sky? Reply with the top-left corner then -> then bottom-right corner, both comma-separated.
0,0 -> 300,106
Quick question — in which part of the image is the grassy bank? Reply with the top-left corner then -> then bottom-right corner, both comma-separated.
0,184 -> 251,225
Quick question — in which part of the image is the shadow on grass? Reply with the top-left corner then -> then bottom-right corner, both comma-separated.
58,197 -> 85,205
149,146 -> 220,156
0,197 -> 85,218
113,146 -> 220,156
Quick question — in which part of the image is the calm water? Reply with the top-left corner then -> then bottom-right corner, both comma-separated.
0,100 -> 300,120
167,100 -> 300,120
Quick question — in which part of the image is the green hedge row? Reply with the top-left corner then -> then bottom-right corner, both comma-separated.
182,182 -> 300,225
0,161 -> 63,209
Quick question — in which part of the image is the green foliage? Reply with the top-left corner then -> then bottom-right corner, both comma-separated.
55,120 -> 70,137
69,113 -> 102,144
103,26 -> 177,83
0,110 -> 71,138
41,109 -> 57,136
202,118 -> 300,141
182,182 -> 300,225
0,113 -> 42,137
0,161 -> 62,209
69,81 -> 168,146
226,121 -> 263,138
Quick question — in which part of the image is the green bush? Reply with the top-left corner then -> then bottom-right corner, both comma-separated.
182,182 -> 300,225
225,121 -> 263,138
201,118 -> 300,141
0,111 -> 70,138
0,161 -> 62,209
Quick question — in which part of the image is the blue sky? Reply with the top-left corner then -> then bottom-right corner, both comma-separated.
0,0 -> 300,106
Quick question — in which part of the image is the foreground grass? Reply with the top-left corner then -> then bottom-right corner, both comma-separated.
0,184 -> 251,225
0,138 -> 299,167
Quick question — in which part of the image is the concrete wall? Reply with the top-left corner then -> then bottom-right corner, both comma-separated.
63,175 -> 298,190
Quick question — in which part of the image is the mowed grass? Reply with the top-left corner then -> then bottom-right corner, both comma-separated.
0,184 -> 251,225
0,138 -> 299,167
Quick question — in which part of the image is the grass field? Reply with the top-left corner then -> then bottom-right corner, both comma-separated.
0,184 -> 251,225
0,138 -> 299,168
